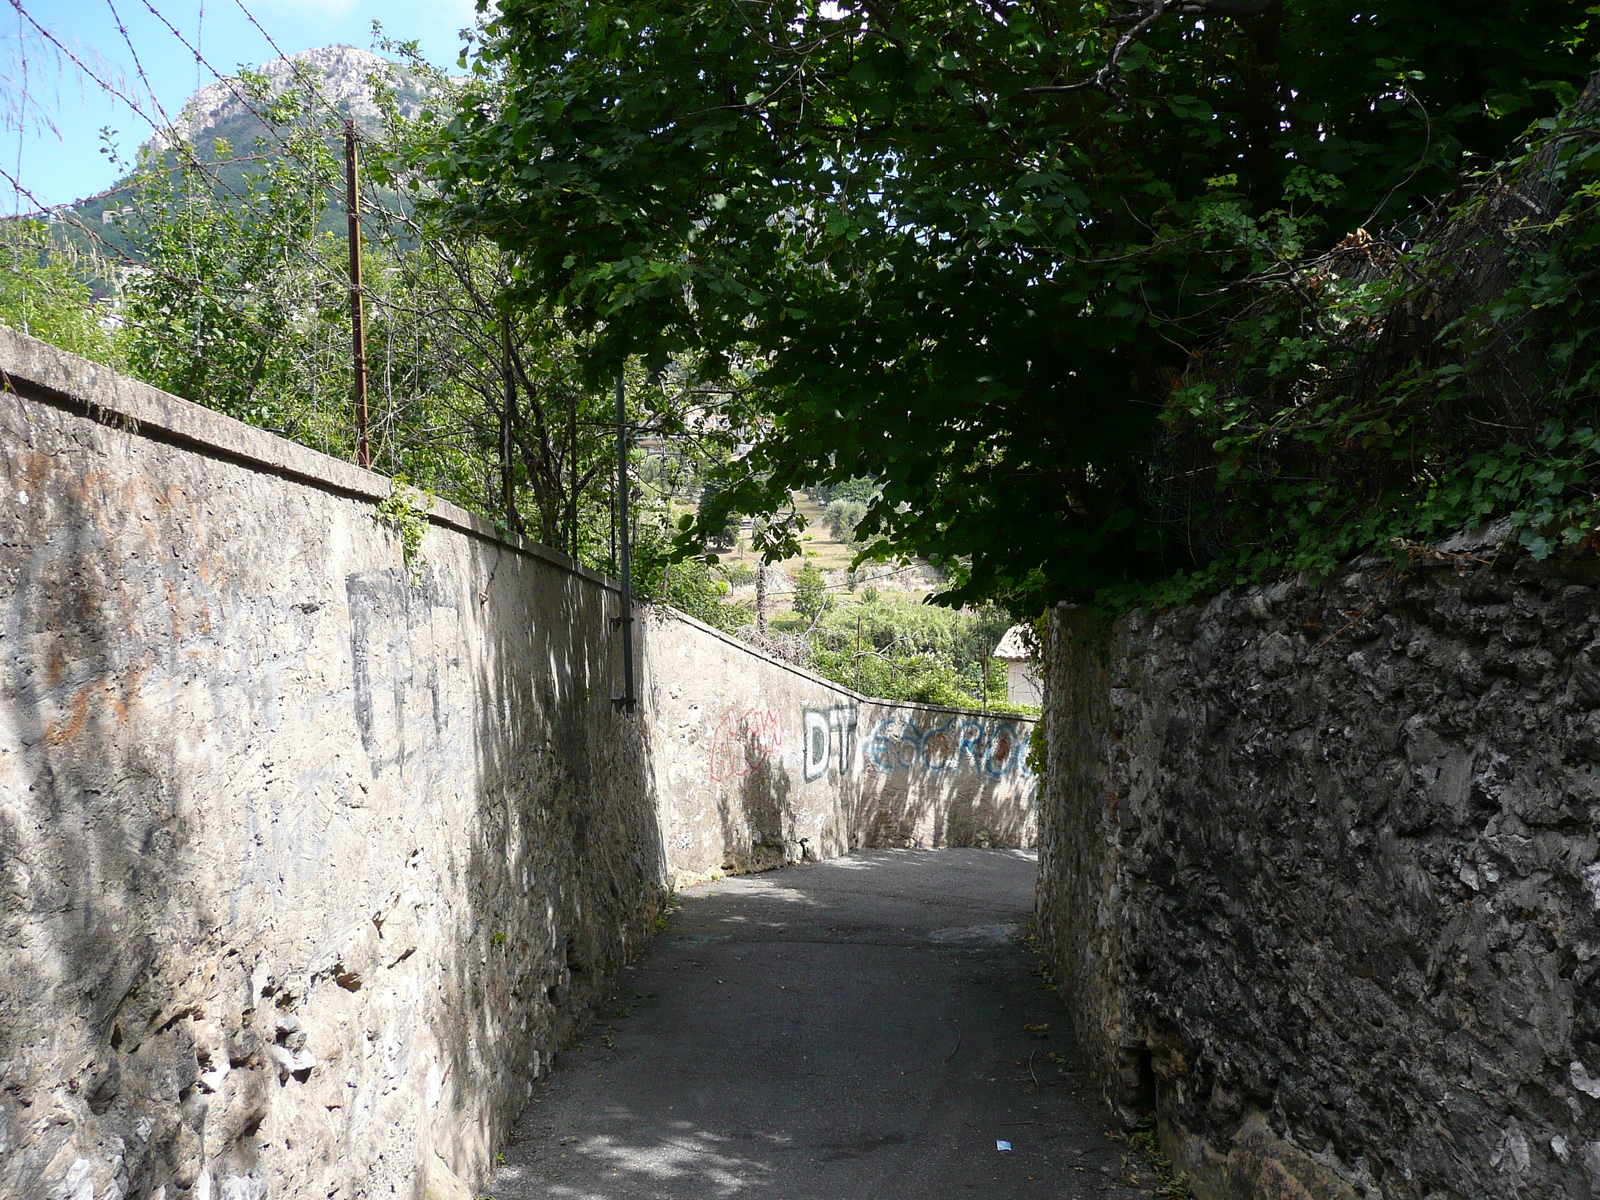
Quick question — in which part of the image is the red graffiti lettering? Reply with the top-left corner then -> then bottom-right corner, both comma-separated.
709,706 -> 784,781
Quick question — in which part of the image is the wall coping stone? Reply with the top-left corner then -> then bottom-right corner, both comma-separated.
0,324 -> 622,595
0,324 -> 1031,732
650,604 -> 1036,726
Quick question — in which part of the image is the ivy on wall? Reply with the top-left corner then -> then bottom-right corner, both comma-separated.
1129,82 -> 1600,608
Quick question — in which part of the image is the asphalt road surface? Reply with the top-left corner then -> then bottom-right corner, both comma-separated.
486,849 -> 1158,1200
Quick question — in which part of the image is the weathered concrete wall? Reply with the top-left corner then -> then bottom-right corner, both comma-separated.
853,696 -> 1035,852
0,328 -> 665,1200
1037,543 -> 1600,1200
0,327 -> 1037,1200
643,609 -> 853,880
643,609 -> 1036,886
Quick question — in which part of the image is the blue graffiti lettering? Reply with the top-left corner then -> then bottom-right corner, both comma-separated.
958,720 -> 985,771
983,722 -> 1023,778
867,715 -> 1032,776
918,718 -> 957,772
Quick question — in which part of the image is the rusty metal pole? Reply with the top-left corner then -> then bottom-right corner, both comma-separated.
499,311 -> 523,535
856,613 -> 863,693
345,120 -> 371,470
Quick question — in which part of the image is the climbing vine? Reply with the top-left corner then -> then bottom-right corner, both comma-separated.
375,481 -> 432,585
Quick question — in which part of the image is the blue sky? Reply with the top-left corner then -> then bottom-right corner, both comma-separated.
3,0 -> 482,212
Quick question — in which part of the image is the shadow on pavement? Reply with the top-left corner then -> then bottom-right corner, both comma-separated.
487,850 -> 1153,1200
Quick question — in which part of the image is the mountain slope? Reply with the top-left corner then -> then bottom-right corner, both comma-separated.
23,46 -> 434,268
145,46 -> 427,158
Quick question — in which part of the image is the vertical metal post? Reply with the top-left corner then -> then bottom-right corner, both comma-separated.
345,120 -> 370,470
499,312 -> 523,535
614,371 -> 636,712
855,613 -> 863,693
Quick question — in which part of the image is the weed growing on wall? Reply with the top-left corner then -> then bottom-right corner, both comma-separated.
375,482 -> 431,585
651,894 -> 680,935
1117,1121 -> 1195,1199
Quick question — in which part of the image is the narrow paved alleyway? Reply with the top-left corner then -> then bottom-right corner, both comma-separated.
487,850 -> 1155,1199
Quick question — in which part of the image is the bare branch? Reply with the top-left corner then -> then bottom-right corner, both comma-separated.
1016,0 -> 1282,104
1178,0 -> 1282,15
1013,0 -> 1175,103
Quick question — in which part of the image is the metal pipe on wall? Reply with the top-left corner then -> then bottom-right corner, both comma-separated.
614,370 -> 636,712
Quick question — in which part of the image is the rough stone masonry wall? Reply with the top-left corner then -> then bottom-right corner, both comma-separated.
0,329 -> 665,1200
643,608 -> 1036,886
1036,539 -> 1600,1200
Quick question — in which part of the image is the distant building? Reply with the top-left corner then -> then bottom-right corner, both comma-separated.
991,626 -> 1042,707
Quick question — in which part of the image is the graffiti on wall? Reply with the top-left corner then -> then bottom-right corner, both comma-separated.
709,706 -> 784,782
708,702 -> 1027,784
802,704 -> 859,782
866,714 -> 1031,779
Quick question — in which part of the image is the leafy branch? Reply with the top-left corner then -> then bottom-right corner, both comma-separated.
375,481 -> 432,585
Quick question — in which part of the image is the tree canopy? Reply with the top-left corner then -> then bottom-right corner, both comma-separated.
437,0 -> 1600,605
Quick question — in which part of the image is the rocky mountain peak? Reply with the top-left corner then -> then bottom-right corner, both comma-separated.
144,46 -> 423,155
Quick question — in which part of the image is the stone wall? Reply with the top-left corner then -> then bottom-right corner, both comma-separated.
0,327 -> 1037,1200
643,609 -> 1036,886
0,328 -> 666,1200
1036,542 -> 1600,1200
